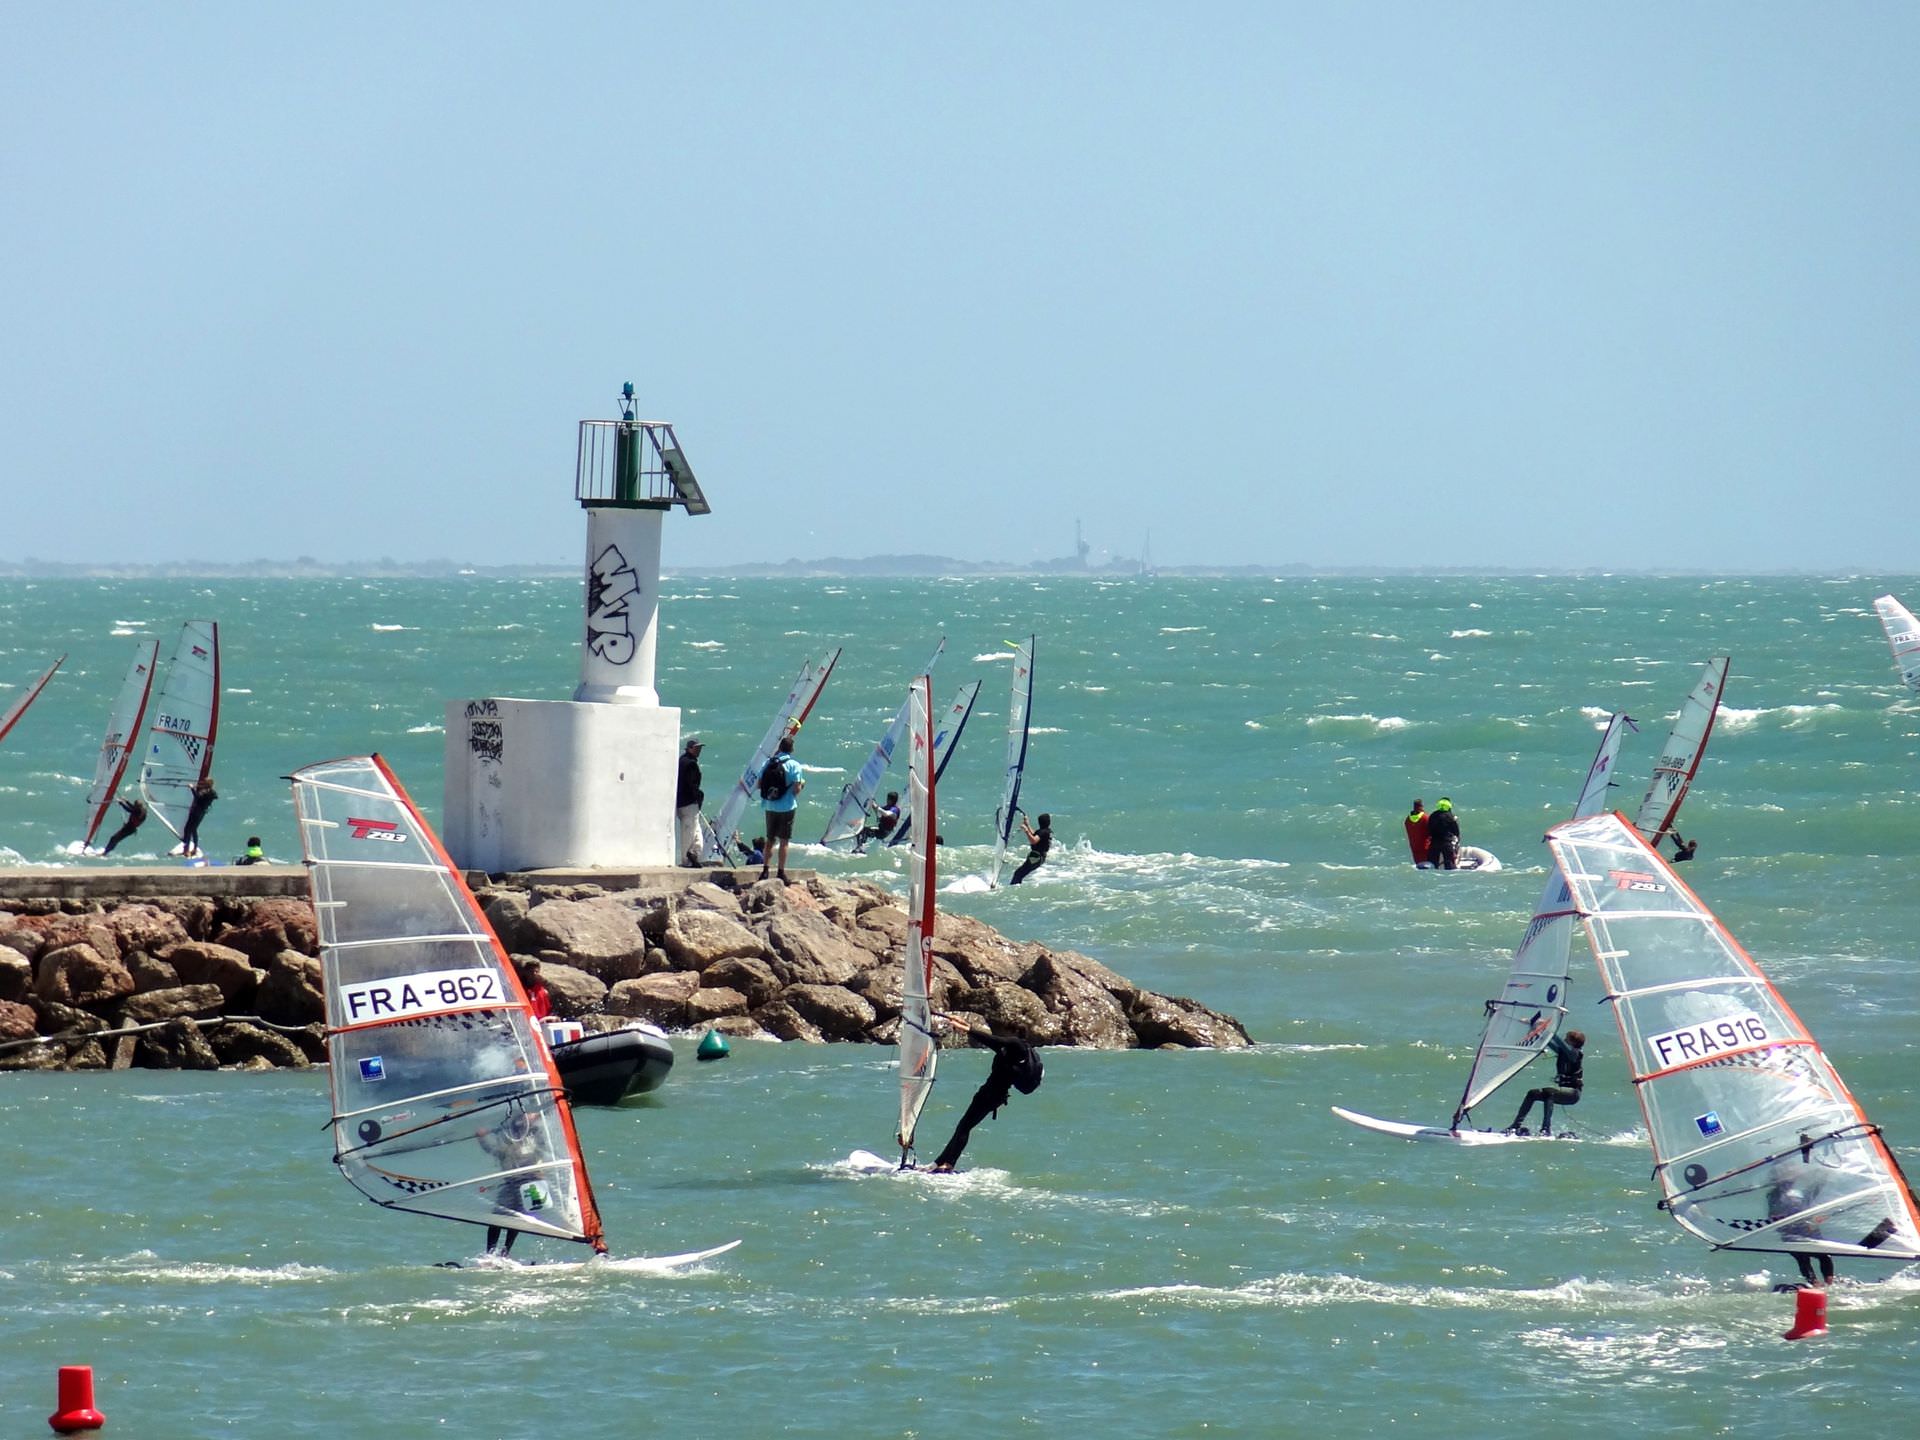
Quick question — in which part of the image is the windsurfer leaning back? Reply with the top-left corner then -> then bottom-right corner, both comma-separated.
928,1021 -> 1044,1173
1506,1030 -> 1584,1137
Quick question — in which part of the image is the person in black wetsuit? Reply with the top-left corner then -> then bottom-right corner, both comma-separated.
1507,1029 -> 1584,1136
1670,832 -> 1698,863
1426,798 -> 1462,871
100,796 -> 148,855
927,1022 -> 1044,1172
853,791 -> 901,854
180,777 -> 217,858
1009,812 -> 1052,885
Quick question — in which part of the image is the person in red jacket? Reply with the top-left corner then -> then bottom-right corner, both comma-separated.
1404,799 -> 1432,867
520,960 -> 553,1021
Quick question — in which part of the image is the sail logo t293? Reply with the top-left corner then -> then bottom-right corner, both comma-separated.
1644,1010 -> 1772,1070
1608,869 -> 1667,892
347,817 -> 407,842
340,966 -> 502,1022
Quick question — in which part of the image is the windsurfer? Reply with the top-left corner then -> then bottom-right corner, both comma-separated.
1768,1133 -> 1836,1289
180,776 -> 217,858
854,791 -> 902,854
927,1021 -> 1044,1173
477,1109 -> 544,1257
1009,812 -> 1052,885
235,836 -> 267,865
1669,832 -> 1698,863
1506,1030 -> 1584,1136
99,796 -> 148,855
1403,799 -> 1431,867
1426,799 -> 1462,870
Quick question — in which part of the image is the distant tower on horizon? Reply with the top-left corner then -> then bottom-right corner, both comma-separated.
1074,519 -> 1091,570
443,383 -> 710,871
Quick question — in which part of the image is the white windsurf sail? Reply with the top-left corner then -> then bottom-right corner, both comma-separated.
291,754 -> 607,1254
81,640 -> 160,847
885,680 -> 981,846
139,620 -> 221,842
1546,811 -> 1920,1268
1873,594 -> 1920,692
1632,656 -> 1729,845
989,636 -> 1035,888
821,639 -> 947,847
895,676 -> 939,1163
0,654 -> 65,747
1451,712 -> 1637,1126
706,647 -> 842,862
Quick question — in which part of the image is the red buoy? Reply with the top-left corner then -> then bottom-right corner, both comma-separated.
1783,1286 -> 1829,1341
49,1365 -> 105,1434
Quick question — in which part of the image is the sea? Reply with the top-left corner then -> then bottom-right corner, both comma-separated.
1,574 -> 1916,1437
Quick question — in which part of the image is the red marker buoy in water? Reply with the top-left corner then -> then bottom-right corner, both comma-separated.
1783,1286 -> 1829,1341
48,1366 -> 105,1433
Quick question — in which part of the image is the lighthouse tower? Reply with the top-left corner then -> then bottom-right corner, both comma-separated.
442,384 -> 709,872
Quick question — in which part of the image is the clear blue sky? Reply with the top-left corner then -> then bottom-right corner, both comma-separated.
4,5 -> 1915,570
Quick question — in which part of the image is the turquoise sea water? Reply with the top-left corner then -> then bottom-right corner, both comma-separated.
2,575 -> 1918,1435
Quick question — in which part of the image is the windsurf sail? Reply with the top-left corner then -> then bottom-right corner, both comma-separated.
81,640 -> 160,847
1873,594 -> 1920,692
705,647 -> 842,862
291,754 -> 606,1254
0,654 -> 65,747
1545,811 -> 1920,1267
1452,713 -> 1636,1127
139,621 -> 221,842
988,636 -> 1035,888
1632,656 -> 1729,846
885,680 -> 981,846
821,639 -> 947,847
895,676 -> 939,1163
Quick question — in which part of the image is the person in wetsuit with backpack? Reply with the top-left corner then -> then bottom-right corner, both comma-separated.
928,1020 -> 1044,1172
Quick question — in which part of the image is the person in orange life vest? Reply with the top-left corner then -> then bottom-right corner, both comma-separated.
520,960 -> 553,1021
1404,799 -> 1432,867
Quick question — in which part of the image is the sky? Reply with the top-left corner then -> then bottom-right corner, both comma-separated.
3,4 -> 1916,572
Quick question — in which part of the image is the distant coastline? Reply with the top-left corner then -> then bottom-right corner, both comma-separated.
0,556 -> 1888,580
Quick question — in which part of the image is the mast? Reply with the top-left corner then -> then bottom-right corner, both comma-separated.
896,676 -> 939,1164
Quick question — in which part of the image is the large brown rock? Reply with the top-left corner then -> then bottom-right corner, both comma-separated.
538,962 -> 607,1018
685,986 -> 750,1024
751,998 -> 824,1043
159,941 -> 259,1007
856,906 -> 907,948
851,952 -> 966,1024
135,1017 -> 221,1070
705,1013 -> 773,1042
661,906 -> 765,970
761,911 -> 866,987
120,984 -> 227,1026
680,881 -> 744,917
0,998 -> 37,1042
605,972 -> 699,1026
11,915 -> 120,965
1126,992 -> 1253,1049
948,979 -> 1062,1043
212,898 -> 318,965
141,895 -> 218,941
28,998 -> 106,1037
1050,949 -> 1140,1001
783,984 -> 877,1040
1020,950 -> 1136,1049
34,942 -> 135,1012
932,913 -> 1034,986
0,944 -> 32,1005
102,903 -> 192,959
257,950 -> 325,1026
521,897 -> 647,979
478,889 -> 532,950
209,1020 -> 311,1069
702,955 -> 781,1007
124,952 -> 182,994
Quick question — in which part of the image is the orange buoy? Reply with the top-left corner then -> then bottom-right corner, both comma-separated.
49,1366 -> 105,1434
1783,1286 -> 1829,1341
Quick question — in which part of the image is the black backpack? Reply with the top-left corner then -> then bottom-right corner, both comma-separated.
1009,1043 -> 1044,1095
758,757 -> 790,801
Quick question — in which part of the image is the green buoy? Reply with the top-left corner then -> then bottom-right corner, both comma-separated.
696,1029 -> 731,1062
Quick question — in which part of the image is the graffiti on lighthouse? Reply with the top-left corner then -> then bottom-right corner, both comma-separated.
586,542 -> 641,665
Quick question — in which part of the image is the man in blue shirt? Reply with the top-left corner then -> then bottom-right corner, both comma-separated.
758,733 -> 804,883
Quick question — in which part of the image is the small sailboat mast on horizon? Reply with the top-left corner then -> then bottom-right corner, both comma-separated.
0,654 -> 65,748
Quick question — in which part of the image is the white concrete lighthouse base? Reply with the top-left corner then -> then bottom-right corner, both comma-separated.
441,696 -> 680,873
